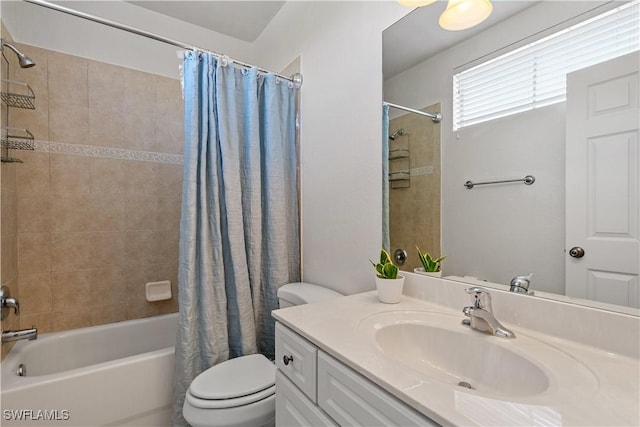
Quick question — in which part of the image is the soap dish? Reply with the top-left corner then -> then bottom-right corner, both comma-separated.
146,280 -> 172,301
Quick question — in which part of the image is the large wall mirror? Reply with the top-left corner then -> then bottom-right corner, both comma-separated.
383,0 -> 639,314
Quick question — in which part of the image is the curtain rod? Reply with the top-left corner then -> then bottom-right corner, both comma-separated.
384,102 -> 442,123
24,0 -> 302,88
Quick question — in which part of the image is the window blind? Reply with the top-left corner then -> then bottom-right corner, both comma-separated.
453,0 -> 639,130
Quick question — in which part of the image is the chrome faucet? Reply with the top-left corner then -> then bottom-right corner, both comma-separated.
1,285 -> 38,343
462,287 -> 515,338
2,327 -> 37,343
510,273 -> 534,295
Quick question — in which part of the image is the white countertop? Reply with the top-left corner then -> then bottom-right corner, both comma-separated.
272,291 -> 640,426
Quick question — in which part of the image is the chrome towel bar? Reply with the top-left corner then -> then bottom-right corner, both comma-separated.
464,175 -> 535,189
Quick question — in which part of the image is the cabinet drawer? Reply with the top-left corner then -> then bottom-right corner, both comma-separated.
275,322 -> 318,402
317,351 -> 437,427
276,371 -> 337,427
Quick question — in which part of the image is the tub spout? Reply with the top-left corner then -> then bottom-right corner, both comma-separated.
2,327 -> 37,343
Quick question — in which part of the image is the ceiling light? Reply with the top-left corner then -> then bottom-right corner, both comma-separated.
439,0 -> 493,31
397,0 -> 437,7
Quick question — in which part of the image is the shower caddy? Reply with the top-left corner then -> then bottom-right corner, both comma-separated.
1,79 -> 36,163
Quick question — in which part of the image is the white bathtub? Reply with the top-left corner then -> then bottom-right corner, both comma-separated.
1,313 -> 177,426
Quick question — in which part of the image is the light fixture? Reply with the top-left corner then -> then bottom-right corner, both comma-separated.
439,0 -> 493,31
397,0 -> 437,7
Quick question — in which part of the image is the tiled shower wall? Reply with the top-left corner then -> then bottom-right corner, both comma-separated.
388,103 -> 441,272
1,27 -> 20,360
5,41 -> 183,336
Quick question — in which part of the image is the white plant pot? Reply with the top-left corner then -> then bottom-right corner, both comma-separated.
375,275 -> 405,304
413,268 -> 442,277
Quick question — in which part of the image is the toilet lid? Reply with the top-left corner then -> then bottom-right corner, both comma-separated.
190,354 -> 275,400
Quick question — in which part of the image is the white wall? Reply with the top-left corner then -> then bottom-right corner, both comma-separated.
3,0 -> 252,79
384,1 -> 609,294
253,2 -> 410,295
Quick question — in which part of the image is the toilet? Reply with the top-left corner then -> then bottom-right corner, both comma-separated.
182,282 -> 342,427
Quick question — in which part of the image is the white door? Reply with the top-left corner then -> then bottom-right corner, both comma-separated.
565,52 -> 640,308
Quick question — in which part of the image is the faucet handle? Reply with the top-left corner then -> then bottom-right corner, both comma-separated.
465,286 -> 492,310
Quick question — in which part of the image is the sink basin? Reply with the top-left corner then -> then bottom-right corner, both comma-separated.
358,310 -> 598,400
375,322 -> 549,398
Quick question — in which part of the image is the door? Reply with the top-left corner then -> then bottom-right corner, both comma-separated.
565,52 -> 640,308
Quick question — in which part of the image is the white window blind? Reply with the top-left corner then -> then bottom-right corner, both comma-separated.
453,1 -> 640,130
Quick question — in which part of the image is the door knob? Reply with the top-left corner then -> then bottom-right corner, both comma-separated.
569,247 -> 585,258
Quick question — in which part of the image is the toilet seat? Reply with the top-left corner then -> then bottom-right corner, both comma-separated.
186,354 -> 276,410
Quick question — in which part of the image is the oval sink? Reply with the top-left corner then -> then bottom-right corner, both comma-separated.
375,322 -> 549,398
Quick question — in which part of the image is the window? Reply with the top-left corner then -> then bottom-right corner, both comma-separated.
453,1 -> 639,130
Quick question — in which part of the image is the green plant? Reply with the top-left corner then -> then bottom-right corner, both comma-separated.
370,249 -> 399,279
416,246 -> 446,272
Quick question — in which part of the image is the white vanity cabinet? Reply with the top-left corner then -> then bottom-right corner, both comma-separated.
275,322 -> 438,427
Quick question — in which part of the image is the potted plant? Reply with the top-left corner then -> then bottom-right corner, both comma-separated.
370,249 -> 404,303
415,246 -> 446,277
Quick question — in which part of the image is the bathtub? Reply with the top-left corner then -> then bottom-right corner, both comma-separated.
1,313 -> 177,426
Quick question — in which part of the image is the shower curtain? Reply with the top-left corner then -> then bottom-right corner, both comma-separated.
382,105 -> 390,252
173,51 -> 300,426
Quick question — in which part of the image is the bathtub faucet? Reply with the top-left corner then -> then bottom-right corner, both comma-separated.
2,327 -> 37,343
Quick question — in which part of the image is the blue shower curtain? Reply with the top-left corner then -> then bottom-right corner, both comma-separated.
173,51 -> 300,426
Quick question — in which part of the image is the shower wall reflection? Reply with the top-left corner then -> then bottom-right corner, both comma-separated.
389,103 -> 442,271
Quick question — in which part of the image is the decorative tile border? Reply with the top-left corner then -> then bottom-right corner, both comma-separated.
410,165 -> 434,177
33,140 -> 183,165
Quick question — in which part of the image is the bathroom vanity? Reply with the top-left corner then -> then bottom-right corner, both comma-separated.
272,274 -> 640,426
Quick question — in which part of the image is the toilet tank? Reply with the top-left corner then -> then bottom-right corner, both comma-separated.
277,282 -> 343,308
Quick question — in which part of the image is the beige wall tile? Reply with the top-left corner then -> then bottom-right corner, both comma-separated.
19,313 -> 53,334
155,76 -> 184,155
18,273 -> 51,315
155,162 -> 183,196
123,160 -> 156,197
2,188 -> 17,237
89,267 -> 127,306
88,61 -> 124,109
124,230 -> 160,265
1,161 -> 17,191
157,197 -> 181,231
49,103 -> 89,144
51,270 -> 94,308
48,51 -> 88,108
16,151 -> 49,197
17,196 -> 50,233
89,158 -> 126,196
92,304 -> 127,326
51,231 -> 125,271
125,195 -> 159,231
51,195 -> 125,232
1,234 -> 18,284
52,307 -> 92,332
126,299 -> 159,320
17,232 -> 51,275
50,154 -> 91,195
89,105 -> 124,148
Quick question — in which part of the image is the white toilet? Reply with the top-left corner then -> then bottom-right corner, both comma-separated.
182,282 -> 342,427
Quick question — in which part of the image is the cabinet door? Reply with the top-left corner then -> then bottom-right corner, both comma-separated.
276,371 -> 337,427
317,352 -> 438,427
276,322 -> 318,402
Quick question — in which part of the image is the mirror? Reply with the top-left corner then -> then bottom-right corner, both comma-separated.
383,0 -> 639,313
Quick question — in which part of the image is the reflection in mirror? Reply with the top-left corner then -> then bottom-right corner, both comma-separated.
383,0 -> 639,313
386,103 -> 442,273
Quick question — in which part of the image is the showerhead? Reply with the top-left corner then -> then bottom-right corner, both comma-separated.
1,40 -> 36,68
389,129 -> 406,140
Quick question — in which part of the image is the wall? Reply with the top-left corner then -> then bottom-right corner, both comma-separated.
2,0 -> 252,79
384,1 -> 608,294
389,104 -> 441,272
6,41 -> 182,333
253,2 -> 411,295
1,22 -> 20,359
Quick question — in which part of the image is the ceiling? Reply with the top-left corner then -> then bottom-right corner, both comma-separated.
127,1 -> 286,42
127,1 -> 534,77
383,1 -> 538,78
